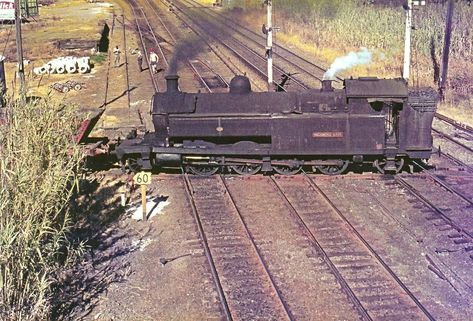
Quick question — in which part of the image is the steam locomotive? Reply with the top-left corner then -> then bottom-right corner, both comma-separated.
114,74 -> 437,175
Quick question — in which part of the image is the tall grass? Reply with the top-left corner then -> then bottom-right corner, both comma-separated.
0,96 -> 84,320
226,0 -> 473,82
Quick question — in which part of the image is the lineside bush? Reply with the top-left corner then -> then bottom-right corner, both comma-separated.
0,96 -> 84,320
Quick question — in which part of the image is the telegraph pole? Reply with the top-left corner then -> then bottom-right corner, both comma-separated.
403,0 -> 425,82
403,0 -> 413,81
439,0 -> 454,101
14,0 -> 25,92
264,0 -> 273,91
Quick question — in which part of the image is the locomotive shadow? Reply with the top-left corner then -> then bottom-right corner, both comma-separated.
51,176 -> 141,319
84,152 -> 121,172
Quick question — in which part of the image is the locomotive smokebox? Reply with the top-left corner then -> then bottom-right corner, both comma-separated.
321,79 -> 334,92
165,75 -> 180,93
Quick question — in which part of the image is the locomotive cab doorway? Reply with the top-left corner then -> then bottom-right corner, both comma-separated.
369,99 -> 402,146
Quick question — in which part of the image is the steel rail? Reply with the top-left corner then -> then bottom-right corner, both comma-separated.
188,60 -> 212,93
129,1 -> 159,93
176,0 -> 308,90
143,0 -> 177,45
395,176 -> 473,241
183,0 -> 342,84
411,160 -> 473,207
142,0 -> 266,91
303,172 -> 437,321
218,175 -> 295,321
137,6 -> 169,69
188,59 -> 229,93
435,113 -> 473,135
438,150 -> 473,173
269,176 -> 372,321
164,0 -> 303,91
432,128 -> 473,154
181,173 -> 233,321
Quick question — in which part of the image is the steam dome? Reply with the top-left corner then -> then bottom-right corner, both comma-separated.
229,75 -> 251,94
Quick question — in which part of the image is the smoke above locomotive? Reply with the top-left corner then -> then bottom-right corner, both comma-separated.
323,47 -> 373,80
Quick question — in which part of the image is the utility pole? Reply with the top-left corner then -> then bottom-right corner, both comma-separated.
264,0 -> 273,91
403,0 -> 413,81
0,56 -> 6,108
403,0 -> 425,82
439,0 -> 454,101
14,0 -> 25,92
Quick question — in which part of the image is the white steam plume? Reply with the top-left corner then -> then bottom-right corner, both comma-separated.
323,47 -> 372,80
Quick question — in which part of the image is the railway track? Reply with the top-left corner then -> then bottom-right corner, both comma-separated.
433,128 -> 473,154
142,0 -> 177,45
432,113 -> 473,169
162,0 -> 313,91
274,174 -> 435,321
436,150 -> 473,172
177,0 -> 311,89
396,175 -> 473,241
134,0 -> 252,92
313,175 -> 473,318
154,0 -> 253,79
130,0 -> 165,92
97,11 -> 147,133
411,160 -> 473,206
183,174 -> 294,321
141,0 -> 265,90
435,113 -> 473,135
188,59 -> 229,93
182,172 -> 440,320
182,0 -> 343,84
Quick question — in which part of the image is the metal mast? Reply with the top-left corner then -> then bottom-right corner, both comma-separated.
265,0 -> 273,91
14,0 -> 25,92
403,0 -> 425,82
403,0 -> 413,81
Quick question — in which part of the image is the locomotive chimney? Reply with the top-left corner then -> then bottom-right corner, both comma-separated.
165,75 -> 180,93
321,79 -> 334,92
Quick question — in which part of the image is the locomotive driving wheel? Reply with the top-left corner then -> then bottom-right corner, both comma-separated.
373,158 -> 405,174
126,156 -> 141,173
231,164 -> 261,176
314,160 -> 349,175
273,161 -> 301,175
187,164 -> 219,176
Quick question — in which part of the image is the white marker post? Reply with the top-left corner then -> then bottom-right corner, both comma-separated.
265,0 -> 273,91
403,0 -> 426,82
133,171 -> 152,221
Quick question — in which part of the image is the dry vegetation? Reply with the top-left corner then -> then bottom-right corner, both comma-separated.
0,96 -> 84,320
218,0 -> 473,123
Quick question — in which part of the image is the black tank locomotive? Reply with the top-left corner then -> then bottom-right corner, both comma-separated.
115,75 -> 437,175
